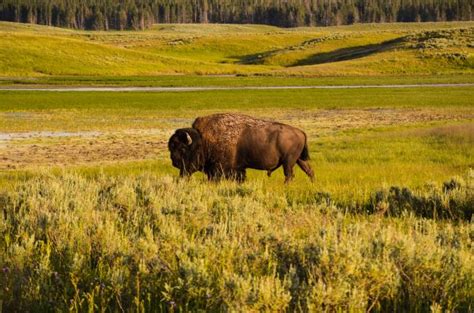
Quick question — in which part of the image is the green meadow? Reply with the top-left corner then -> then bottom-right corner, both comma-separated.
2,74 -> 474,88
0,21 -> 473,311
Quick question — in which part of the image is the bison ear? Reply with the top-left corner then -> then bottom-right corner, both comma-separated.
185,132 -> 192,145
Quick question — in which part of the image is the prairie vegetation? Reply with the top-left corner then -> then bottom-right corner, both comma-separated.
1,21 -> 473,77
0,90 -> 473,311
0,87 -> 472,199
0,172 -> 472,311
0,21 -> 473,312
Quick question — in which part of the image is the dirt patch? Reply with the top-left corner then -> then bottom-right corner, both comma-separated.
0,132 -> 168,170
2,112 -> 36,119
277,108 -> 473,138
0,131 -> 101,141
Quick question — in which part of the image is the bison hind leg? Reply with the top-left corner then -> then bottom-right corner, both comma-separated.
297,159 -> 315,182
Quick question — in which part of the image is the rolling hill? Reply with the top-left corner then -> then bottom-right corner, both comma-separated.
0,21 -> 473,77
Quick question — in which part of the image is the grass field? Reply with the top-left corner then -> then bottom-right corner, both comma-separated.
0,21 -> 473,311
0,88 -> 472,198
2,74 -> 474,88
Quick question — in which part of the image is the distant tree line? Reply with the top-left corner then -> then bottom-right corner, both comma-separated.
0,0 -> 472,30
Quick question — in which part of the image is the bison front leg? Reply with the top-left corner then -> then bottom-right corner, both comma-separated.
205,165 -> 225,182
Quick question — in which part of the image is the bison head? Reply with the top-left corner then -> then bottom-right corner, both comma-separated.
168,128 -> 203,177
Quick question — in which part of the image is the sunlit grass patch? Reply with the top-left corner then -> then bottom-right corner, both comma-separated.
309,123 -> 473,203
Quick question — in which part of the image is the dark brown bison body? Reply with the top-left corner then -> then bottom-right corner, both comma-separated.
168,113 -> 314,183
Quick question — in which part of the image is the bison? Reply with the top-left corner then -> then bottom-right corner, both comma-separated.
168,113 -> 314,183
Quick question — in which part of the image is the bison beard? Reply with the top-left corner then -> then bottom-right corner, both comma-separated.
168,113 -> 314,183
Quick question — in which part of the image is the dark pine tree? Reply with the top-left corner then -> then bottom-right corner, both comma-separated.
0,0 -> 472,30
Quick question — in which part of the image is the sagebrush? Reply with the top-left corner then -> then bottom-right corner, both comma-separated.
0,172 -> 472,311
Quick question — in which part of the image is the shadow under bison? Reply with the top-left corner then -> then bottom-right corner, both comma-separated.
168,113 -> 314,183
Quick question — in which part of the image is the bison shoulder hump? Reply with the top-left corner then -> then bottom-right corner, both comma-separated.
193,113 -> 273,146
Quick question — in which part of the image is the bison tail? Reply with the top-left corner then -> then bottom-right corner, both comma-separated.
300,136 -> 310,161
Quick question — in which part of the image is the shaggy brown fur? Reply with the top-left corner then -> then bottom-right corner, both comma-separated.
192,113 -> 270,173
169,113 -> 314,183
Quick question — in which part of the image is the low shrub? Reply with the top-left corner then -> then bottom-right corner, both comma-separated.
367,173 -> 473,221
0,173 -> 472,311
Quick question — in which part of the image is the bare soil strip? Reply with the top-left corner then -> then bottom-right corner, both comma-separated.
1,84 -> 473,92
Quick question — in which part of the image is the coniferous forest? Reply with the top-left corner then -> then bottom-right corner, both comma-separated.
0,0 -> 472,30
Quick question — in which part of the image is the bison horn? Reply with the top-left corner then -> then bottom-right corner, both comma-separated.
185,132 -> 192,145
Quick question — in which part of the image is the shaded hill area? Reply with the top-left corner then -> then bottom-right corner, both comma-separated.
240,28 -> 473,68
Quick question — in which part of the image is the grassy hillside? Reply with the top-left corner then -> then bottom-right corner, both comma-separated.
0,21 -> 473,77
